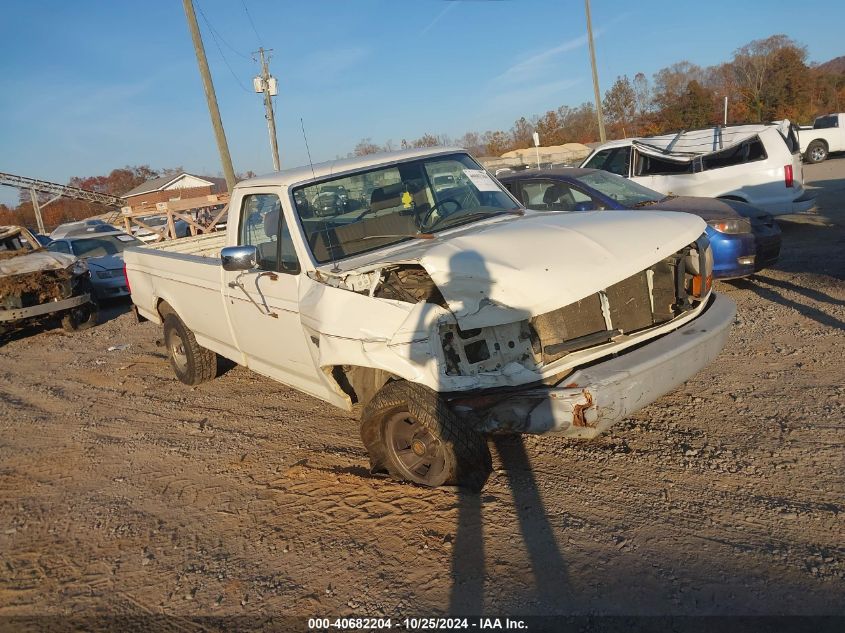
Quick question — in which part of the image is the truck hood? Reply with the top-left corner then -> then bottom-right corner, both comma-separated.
0,250 -> 77,277
322,210 -> 706,329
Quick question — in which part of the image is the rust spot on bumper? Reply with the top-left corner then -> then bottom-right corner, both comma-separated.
572,389 -> 595,427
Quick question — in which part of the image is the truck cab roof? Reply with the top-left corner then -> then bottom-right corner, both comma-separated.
239,147 -> 466,190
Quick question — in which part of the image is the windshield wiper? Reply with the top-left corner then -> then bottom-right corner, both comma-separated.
427,207 -> 523,232
342,232 -> 435,246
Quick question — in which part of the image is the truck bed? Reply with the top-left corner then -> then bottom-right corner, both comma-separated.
142,232 -> 226,258
124,232 -> 237,358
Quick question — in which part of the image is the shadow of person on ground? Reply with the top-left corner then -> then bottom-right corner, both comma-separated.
434,251 -> 570,615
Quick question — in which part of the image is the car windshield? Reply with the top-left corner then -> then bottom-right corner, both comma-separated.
293,152 -> 520,264
574,171 -> 665,206
70,234 -> 142,258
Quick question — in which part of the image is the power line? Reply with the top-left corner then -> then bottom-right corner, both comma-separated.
195,3 -> 251,93
241,0 -> 263,47
194,1 -> 251,60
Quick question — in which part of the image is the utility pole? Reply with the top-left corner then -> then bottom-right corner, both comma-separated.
254,48 -> 280,171
182,0 -> 236,192
585,0 -> 606,143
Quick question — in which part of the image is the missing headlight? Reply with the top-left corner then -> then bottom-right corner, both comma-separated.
440,321 -> 539,377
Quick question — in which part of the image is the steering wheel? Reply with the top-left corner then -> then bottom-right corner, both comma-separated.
419,198 -> 462,231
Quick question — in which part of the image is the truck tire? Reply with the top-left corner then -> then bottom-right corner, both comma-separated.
61,301 -> 98,332
163,313 -> 217,385
360,380 -> 492,490
806,140 -> 827,164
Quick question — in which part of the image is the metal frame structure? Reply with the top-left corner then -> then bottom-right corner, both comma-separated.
0,171 -> 124,233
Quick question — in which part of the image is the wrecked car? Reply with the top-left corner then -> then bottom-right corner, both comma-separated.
124,148 -> 735,489
0,225 -> 98,336
581,121 -> 815,216
498,168 -> 782,279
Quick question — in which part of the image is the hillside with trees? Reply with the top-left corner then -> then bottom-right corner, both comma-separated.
354,34 -> 845,157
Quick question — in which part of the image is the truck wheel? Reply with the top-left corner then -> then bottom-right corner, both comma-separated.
163,313 -> 217,385
61,301 -> 98,332
360,380 -> 492,490
806,140 -> 827,164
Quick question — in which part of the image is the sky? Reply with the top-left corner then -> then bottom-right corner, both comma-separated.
1,0 -> 844,206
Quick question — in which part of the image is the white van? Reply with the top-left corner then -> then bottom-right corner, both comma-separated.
581,123 -> 815,216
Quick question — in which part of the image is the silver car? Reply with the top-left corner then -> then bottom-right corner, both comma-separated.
48,231 -> 143,299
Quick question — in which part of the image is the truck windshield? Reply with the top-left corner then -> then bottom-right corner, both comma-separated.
292,153 -> 520,264
574,171 -> 664,206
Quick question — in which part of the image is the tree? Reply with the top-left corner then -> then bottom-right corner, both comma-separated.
677,80 -> 714,128
353,138 -> 381,156
564,102 -> 599,143
603,76 -> 636,137
482,130 -> 511,155
410,133 -> 440,148
729,34 -> 805,122
510,116 -> 535,148
652,61 -> 706,131
458,131 -> 485,155
535,109 -> 564,145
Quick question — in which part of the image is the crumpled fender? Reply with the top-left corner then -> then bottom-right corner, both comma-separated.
297,274 -> 449,390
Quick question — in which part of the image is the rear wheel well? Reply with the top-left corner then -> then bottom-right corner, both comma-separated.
810,138 -> 829,150
156,299 -> 177,320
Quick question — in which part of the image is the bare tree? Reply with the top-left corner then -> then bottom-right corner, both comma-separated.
354,138 -> 381,156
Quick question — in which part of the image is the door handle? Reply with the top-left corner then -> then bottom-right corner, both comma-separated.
228,272 -> 279,318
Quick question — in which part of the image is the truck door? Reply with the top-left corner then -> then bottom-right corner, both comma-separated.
223,190 -> 325,396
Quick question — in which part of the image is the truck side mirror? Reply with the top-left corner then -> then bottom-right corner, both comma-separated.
221,245 -> 258,271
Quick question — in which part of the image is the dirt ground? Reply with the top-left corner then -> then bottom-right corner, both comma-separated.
1,162 -> 843,628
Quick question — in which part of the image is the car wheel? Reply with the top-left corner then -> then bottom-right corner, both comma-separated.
162,313 -> 217,385
806,140 -> 827,164
61,301 -> 99,332
360,380 -> 492,490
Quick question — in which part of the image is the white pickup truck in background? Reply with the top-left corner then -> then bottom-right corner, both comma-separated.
125,147 -> 735,489
799,113 -> 845,163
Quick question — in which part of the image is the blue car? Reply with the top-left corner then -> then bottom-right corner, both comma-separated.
498,168 -> 781,279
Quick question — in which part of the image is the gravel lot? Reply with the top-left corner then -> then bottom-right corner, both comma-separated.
1,161 -> 843,627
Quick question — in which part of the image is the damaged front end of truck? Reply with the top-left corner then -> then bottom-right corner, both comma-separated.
300,209 -> 735,439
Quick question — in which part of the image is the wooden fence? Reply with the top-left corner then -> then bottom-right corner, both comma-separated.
120,193 -> 230,242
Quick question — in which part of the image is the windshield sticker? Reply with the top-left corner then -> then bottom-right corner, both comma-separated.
116,234 -> 136,242
401,190 -> 413,209
462,169 -> 500,192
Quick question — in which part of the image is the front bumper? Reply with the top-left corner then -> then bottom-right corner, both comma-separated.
709,230 -> 755,279
91,275 -> 130,299
0,293 -> 91,323
471,292 -> 736,437
753,230 -> 781,271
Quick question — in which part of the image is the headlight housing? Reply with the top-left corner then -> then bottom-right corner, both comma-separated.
70,259 -> 88,276
685,234 -> 713,298
708,218 -> 751,234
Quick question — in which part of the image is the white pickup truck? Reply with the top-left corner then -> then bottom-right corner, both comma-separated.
125,148 -> 735,489
799,113 -> 845,163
